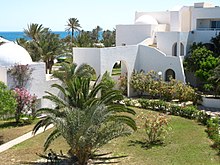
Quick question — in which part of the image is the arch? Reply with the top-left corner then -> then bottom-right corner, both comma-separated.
180,42 -> 184,56
165,69 -> 175,81
172,42 -> 177,56
111,60 -> 128,95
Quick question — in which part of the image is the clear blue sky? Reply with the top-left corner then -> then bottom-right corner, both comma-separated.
1,0 -> 220,31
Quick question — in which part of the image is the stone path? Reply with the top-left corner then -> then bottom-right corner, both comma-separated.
0,124 -> 53,153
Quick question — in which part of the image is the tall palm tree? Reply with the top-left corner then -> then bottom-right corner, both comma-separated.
24,23 -> 43,41
33,75 -> 136,164
65,18 -> 81,44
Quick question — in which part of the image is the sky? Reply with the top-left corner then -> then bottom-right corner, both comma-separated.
1,0 -> 220,31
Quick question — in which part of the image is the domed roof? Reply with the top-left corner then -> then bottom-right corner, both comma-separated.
135,15 -> 158,25
0,40 -> 32,67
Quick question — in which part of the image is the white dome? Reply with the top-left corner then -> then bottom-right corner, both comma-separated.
135,15 -> 158,25
0,42 -> 32,67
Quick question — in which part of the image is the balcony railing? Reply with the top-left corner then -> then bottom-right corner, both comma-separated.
197,27 -> 220,31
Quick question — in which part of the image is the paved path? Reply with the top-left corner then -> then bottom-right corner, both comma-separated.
0,124 -> 53,153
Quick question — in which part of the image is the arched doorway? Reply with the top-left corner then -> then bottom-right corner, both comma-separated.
180,43 -> 184,56
172,42 -> 177,56
111,60 -> 128,95
165,69 -> 175,81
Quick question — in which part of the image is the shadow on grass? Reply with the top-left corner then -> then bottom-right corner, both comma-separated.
0,135 -> 3,145
0,120 -> 31,129
21,152 -> 127,165
128,140 -> 165,149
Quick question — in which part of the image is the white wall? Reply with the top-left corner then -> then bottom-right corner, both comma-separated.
0,66 -> 7,85
73,48 -> 101,76
137,45 -> 185,82
191,7 -> 220,30
157,32 -> 189,56
190,30 -> 219,43
116,24 -> 157,46
180,6 -> 191,32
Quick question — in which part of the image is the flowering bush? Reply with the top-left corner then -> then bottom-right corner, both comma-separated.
14,87 -> 37,123
144,113 -> 170,144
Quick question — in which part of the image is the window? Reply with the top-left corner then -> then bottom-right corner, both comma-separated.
211,21 -> 220,29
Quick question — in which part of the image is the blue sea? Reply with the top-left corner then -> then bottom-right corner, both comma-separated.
0,31 -> 69,41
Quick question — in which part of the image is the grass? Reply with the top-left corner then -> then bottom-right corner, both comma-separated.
0,108 -> 219,165
0,119 -> 38,145
112,68 -> 121,76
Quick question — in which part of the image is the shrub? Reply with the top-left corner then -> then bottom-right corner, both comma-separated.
118,74 -> 127,95
101,71 -> 116,95
138,99 -> 151,109
14,87 -> 37,123
180,106 -> 198,119
0,81 -> 17,119
206,117 -> 220,152
144,113 -> 170,144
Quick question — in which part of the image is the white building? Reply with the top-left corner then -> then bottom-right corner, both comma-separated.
73,2 -> 220,96
0,38 -> 60,108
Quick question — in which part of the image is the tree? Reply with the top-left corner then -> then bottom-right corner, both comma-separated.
101,29 -> 116,47
91,26 -> 102,43
53,63 -> 96,84
0,81 -> 17,119
33,72 -> 136,164
24,23 -> 43,41
65,18 -> 81,44
75,30 -> 93,47
37,28 -> 64,73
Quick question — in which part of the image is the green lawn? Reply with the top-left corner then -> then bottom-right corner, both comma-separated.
0,108 -> 219,165
0,120 -> 38,145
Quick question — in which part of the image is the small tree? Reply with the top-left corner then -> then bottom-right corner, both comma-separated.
8,64 -> 33,88
0,81 -> 17,119
14,87 -> 37,123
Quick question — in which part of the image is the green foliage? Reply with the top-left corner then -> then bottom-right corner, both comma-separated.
101,71 -> 116,95
144,113 -> 170,144
130,70 -> 197,102
34,66 -> 136,164
52,63 -> 95,84
0,81 -> 17,119
118,74 -> 127,95
101,29 -> 115,47
18,23 -> 66,73
206,117 -> 220,152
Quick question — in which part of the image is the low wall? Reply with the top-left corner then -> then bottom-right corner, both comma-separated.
202,96 -> 220,109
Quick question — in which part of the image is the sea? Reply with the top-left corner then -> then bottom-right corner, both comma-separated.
0,31 -> 103,41
0,31 -> 69,41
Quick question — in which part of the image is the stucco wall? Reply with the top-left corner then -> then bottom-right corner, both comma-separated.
73,48 -> 101,76
191,7 -> 220,30
116,24 -> 157,46
136,45 -> 185,82
157,32 -> 189,56
0,66 -> 7,85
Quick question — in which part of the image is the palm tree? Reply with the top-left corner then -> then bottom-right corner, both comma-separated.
53,63 -> 96,84
24,23 -> 43,41
65,18 -> 81,44
91,26 -> 102,43
33,75 -> 136,164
